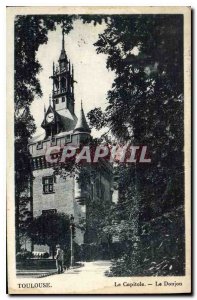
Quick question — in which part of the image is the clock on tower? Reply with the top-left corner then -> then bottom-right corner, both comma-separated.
46,112 -> 54,123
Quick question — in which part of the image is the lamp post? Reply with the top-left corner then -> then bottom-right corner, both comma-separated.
70,214 -> 74,268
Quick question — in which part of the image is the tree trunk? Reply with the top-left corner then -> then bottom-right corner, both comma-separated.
15,194 -> 20,253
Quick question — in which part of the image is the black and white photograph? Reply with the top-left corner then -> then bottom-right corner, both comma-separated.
7,6 -> 191,294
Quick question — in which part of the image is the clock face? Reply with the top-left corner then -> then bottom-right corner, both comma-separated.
46,112 -> 54,123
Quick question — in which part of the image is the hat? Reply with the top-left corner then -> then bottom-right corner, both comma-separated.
56,244 -> 60,248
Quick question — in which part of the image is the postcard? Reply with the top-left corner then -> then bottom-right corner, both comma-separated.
7,6 -> 191,294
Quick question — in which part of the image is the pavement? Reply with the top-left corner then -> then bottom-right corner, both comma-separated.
16,261 -> 113,294
56,260 -> 111,277
17,260 -> 111,279
48,260 -> 112,293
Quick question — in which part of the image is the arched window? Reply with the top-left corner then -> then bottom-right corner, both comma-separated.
54,78 -> 59,90
61,77 -> 66,92
60,61 -> 65,70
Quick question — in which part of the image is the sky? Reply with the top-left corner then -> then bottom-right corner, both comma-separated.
31,19 -> 115,138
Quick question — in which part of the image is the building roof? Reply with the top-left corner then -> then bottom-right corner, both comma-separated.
29,132 -> 46,144
39,104 -> 77,138
59,29 -> 68,62
59,49 -> 67,62
57,112 -> 77,132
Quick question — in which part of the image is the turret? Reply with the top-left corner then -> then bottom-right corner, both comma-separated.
74,101 -> 91,134
59,28 -> 68,70
49,26 -> 76,119
72,64 -> 74,96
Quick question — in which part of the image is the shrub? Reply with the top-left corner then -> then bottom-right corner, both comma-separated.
43,252 -> 49,258
16,250 -> 34,262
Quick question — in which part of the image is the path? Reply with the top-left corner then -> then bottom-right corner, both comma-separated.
57,260 -> 111,278
16,261 -> 113,294
48,260 -> 112,293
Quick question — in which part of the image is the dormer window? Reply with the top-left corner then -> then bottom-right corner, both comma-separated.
65,134 -> 71,144
36,141 -> 43,150
51,137 -> 57,146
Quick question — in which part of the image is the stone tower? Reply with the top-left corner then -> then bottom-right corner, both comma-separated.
28,30 -> 113,254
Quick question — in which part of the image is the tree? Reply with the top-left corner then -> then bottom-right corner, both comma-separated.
14,15 -> 74,252
17,195 -> 32,250
95,14 -> 184,211
88,15 -> 184,275
27,212 -> 71,259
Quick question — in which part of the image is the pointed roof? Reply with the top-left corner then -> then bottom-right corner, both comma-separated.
74,101 -> 91,133
59,28 -> 68,62
41,105 -> 55,128
41,103 -> 77,134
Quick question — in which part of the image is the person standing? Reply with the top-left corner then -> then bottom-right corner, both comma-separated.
56,245 -> 64,274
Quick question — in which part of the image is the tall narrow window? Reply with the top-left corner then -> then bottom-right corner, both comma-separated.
42,176 -> 54,194
101,183 -> 105,200
62,97 -> 65,102
95,179 -> 101,197
61,77 -> 66,92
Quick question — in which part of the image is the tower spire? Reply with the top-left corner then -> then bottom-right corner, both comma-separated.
72,64 -> 74,76
69,59 -> 70,71
72,64 -> 74,96
74,100 -> 91,133
59,25 -> 67,63
62,27 -> 65,51
52,62 -> 55,108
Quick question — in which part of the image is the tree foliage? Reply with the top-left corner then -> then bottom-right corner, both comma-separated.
14,15 -> 74,251
15,14 -> 185,275
88,15 -> 185,275
27,212 -> 71,258
89,14 -> 184,216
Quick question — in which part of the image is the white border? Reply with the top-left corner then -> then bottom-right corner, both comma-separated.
1,1 -> 194,299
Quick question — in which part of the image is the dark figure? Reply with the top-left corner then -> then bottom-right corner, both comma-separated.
56,245 -> 64,274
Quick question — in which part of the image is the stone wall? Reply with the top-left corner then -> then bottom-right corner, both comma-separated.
32,167 -> 85,251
